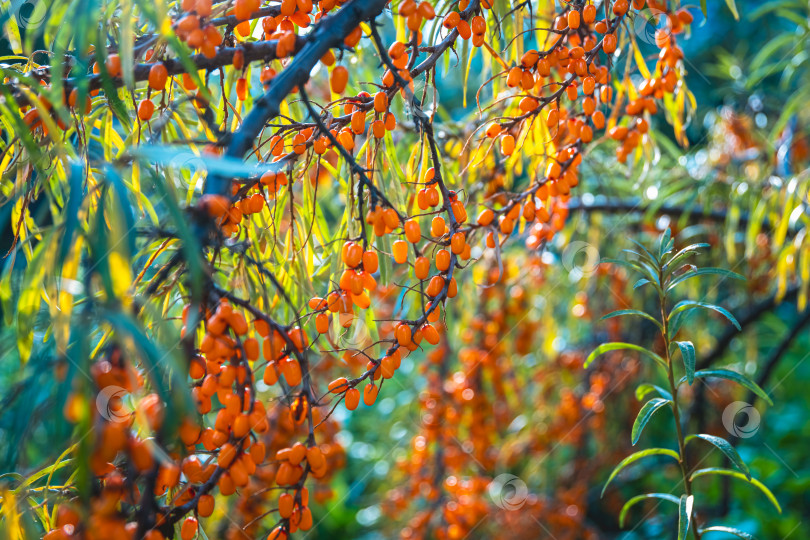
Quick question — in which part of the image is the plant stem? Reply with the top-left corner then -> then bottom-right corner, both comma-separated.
660,275 -> 702,540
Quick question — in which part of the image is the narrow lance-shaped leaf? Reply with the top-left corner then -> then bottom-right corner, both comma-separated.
682,369 -> 773,406
669,300 -> 742,331
678,495 -> 694,540
659,228 -> 673,258
700,526 -> 755,539
601,447 -> 681,496
632,398 -> 672,445
686,434 -> 750,479
691,468 -> 781,512
663,242 -> 710,273
586,343 -> 667,370
667,267 -> 746,291
601,309 -> 663,331
635,383 -> 673,402
619,493 -> 680,528
675,341 -> 696,384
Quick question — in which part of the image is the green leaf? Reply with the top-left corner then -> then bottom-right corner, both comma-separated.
669,300 -> 741,331
659,228 -> 673,258
675,341 -> 696,384
632,398 -> 672,445
678,494 -> 694,540
685,434 -> 750,479
58,162 -> 85,270
601,448 -> 680,496
585,343 -> 667,370
700,0 -> 707,16
601,309 -> 663,330
664,243 -> 709,272
628,237 -> 661,266
684,369 -> 773,405
635,383 -> 673,402
604,257 -> 663,292
619,493 -> 680,527
667,267 -> 746,291
633,278 -> 650,289
700,526 -> 755,539
725,0 -> 740,20
691,468 -> 781,513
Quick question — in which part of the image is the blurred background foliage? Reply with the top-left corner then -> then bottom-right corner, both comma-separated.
304,1 -> 810,538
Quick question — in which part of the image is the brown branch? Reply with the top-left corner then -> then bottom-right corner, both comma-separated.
209,0 -> 390,196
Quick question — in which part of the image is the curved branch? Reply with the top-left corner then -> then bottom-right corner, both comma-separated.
210,0 -> 390,196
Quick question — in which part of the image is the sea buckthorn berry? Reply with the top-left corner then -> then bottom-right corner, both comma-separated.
451,200 -> 467,223
426,275 -> 444,297
395,323 -> 412,346
422,323 -> 440,345
383,208 -> 400,228
414,256 -> 430,280
138,99 -> 155,121
236,78 -> 247,101
105,54 -> 121,77
501,134 -> 515,155
583,4 -> 596,24
330,66 -> 349,93
148,63 -> 168,90
457,20 -> 471,39
417,1 -> 435,19
393,240 -> 408,264
199,194 -> 230,218
471,15 -> 486,34
583,76 -> 596,95
477,208 -> 494,226
373,92 -> 388,112
450,232 -> 465,254
363,383 -> 379,406
506,66 -> 522,87
388,41 -> 405,58
180,517 -> 198,540
431,216 -> 445,237
567,9 -> 580,29
278,493 -> 294,518
315,313 -> 329,333
329,378 -> 348,393
404,220 -> 421,243
443,11 -> 460,28
345,387 -> 360,410
435,249 -> 451,271
603,34 -> 617,54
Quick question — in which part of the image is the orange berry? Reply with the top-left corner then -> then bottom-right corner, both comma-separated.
414,256 -> 430,280
330,66 -> 349,93
148,63 -> 168,90
181,517 -> 198,540
137,99 -> 155,121
363,384 -> 379,406
435,249 -> 451,271
392,240 -> 408,264
567,10 -> 580,29
345,388 -> 360,410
